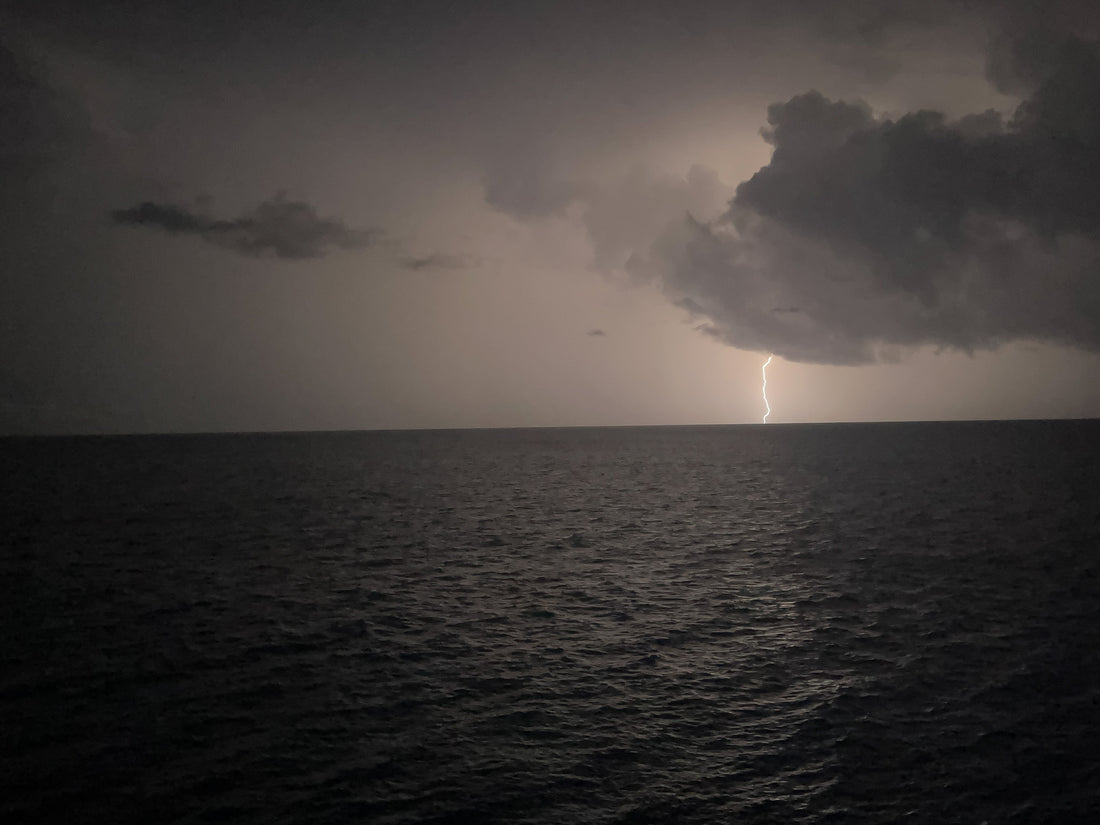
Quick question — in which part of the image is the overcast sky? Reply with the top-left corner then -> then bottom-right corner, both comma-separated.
3,0 -> 1100,433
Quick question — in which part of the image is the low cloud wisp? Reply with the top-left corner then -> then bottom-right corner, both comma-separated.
399,253 -> 475,271
112,194 -> 378,260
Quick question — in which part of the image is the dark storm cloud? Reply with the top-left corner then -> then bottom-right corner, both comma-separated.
112,195 -> 378,260
632,33 -> 1100,365
984,0 -> 1100,91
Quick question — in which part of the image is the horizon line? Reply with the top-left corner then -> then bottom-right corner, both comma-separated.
4,416 -> 1099,439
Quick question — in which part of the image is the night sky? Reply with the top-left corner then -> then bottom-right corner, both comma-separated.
3,0 -> 1100,433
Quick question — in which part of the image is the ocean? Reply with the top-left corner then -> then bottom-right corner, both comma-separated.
3,421 -> 1099,824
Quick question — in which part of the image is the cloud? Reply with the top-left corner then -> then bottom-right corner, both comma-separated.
586,329 -> 606,336
466,13 -> 1099,367
399,253 -> 475,271
581,165 -> 731,274
484,160 -> 732,278
113,201 -> 205,232
483,163 -> 583,220
630,34 -> 1100,365
111,194 -> 378,259
984,0 -> 1100,91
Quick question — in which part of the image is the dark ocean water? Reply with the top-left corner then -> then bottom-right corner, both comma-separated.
3,421 -> 1100,824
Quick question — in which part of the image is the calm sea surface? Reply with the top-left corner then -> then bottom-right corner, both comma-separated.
3,422 -> 1100,824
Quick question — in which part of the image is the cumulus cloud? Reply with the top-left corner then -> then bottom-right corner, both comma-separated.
629,33 -> 1100,365
111,194 -> 378,259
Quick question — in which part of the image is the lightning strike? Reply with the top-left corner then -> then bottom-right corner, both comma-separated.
761,355 -> 773,423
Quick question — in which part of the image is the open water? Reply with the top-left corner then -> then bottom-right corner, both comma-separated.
3,421 -> 1100,824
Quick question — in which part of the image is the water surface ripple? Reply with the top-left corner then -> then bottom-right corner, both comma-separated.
3,422 -> 1099,823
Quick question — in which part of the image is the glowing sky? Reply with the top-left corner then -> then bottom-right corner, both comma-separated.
3,0 -> 1100,433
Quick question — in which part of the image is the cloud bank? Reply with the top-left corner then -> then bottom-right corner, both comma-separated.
112,195 -> 377,260
485,31 -> 1100,366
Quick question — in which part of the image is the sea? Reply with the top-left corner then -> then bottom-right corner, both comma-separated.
2,421 -> 1099,824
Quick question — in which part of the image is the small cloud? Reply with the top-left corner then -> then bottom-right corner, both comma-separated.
399,253 -> 475,271
111,202 -> 206,232
111,193 -> 378,260
772,306 -> 802,314
586,328 -> 607,336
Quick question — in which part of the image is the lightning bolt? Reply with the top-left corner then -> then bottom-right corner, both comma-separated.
761,355 -> 773,423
